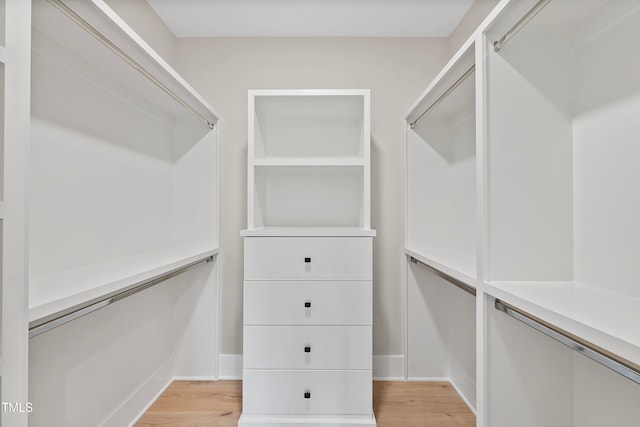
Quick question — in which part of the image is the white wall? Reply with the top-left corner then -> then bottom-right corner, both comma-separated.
447,0 -> 501,56
172,37 -> 448,357
105,0 -> 177,66
106,0 -> 500,363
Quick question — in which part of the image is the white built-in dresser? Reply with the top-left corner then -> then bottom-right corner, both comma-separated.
239,89 -> 376,427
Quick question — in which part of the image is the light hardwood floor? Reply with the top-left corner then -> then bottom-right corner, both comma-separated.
135,380 -> 475,427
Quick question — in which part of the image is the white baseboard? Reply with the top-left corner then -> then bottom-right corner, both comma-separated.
373,355 -> 405,380
172,376 -> 219,381
101,357 -> 174,427
406,376 -> 451,382
219,353 -> 243,380
450,378 -> 477,415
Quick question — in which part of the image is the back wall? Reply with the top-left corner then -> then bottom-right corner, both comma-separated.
173,37 -> 448,360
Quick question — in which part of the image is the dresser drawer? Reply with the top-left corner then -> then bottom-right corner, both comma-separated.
243,325 -> 371,370
244,281 -> 372,325
242,370 -> 372,415
244,237 -> 372,281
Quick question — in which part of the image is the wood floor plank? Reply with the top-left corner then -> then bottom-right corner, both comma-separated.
135,380 -> 475,426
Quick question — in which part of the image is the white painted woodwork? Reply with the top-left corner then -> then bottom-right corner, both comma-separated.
240,227 -> 376,237
481,0 -> 640,425
405,1 -> 640,425
21,1 -> 221,426
406,258 -> 476,408
1,2 -> 31,426
404,36 -> 479,413
405,42 -> 478,280
243,326 -> 372,370
242,370 -> 373,415
244,281 -> 372,326
244,237 -> 372,281
242,89 -> 374,425
248,89 -> 371,230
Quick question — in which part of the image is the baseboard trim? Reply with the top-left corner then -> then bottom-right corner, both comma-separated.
372,355 -> 404,380
219,353 -> 243,380
172,376 -> 219,381
101,357 -> 174,427
450,379 -> 477,415
406,376 -> 451,382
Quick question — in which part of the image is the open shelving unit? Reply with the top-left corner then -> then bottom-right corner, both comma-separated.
28,0 -> 220,330
23,1 -> 221,426
405,42 -> 479,282
240,89 -> 376,426
405,0 -> 640,425
482,0 -> 640,425
246,89 -> 371,234
404,38 -> 480,412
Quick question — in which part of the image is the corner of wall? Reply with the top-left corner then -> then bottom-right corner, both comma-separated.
447,0 -> 501,57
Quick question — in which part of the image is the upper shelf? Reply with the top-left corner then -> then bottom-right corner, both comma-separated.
250,89 -> 369,160
31,0 -> 219,130
406,40 -> 475,127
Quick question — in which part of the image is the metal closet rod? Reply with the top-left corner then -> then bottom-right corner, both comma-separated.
493,0 -> 552,52
409,64 -> 475,129
495,299 -> 640,386
47,0 -> 216,130
28,255 -> 215,338
409,256 -> 476,296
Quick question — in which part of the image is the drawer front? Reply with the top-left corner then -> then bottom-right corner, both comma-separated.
244,237 -> 372,281
243,325 -> 372,370
242,370 -> 372,415
244,281 -> 372,325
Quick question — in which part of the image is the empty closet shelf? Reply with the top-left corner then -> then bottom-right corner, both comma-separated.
486,281 -> 640,368
408,255 -> 476,296
29,246 -> 218,330
405,247 -> 477,286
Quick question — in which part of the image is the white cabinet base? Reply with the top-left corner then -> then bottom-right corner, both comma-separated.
238,414 -> 377,427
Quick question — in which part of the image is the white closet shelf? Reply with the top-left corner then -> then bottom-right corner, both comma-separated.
29,246 -> 218,325
485,280 -> 640,366
32,0 -> 218,128
405,37 -> 475,125
405,247 -> 477,286
241,227 -> 376,237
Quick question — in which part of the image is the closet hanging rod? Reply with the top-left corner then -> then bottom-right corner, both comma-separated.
409,65 -> 475,129
28,255 -> 215,338
47,0 -> 216,130
495,299 -> 640,385
493,0 -> 552,52
409,256 -> 476,296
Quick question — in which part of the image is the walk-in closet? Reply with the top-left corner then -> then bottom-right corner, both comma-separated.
1,0 -> 638,426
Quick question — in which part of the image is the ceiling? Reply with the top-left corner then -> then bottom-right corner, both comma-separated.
145,0 -> 476,38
